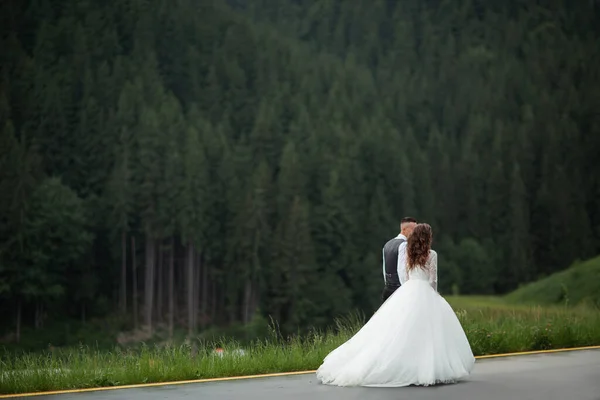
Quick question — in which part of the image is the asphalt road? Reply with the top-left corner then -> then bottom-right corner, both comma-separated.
14,349 -> 600,400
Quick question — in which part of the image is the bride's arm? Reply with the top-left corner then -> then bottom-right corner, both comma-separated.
397,242 -> 408,284
428,251 -> 438,292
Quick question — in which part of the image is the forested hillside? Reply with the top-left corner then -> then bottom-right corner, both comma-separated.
1,0 -> 599,343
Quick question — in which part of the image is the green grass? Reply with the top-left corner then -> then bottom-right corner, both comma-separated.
447,296 -> 600,355
1,297 -> 599,395
505,256 -> 600,307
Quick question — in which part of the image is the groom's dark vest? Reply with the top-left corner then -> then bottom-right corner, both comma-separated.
383,237 -> 406,288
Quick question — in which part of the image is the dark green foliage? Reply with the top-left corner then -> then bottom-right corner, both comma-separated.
0,0 -> 598,346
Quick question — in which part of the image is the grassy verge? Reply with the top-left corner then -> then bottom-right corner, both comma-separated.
1,296 -> 599,395
504,255 -> 600,307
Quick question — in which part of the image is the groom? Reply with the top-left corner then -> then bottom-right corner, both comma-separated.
381,217 -> 417,302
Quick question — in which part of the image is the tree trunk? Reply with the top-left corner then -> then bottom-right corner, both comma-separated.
243,280 -> 252,324
194,250 -> 202,331
252,279 -> 259,320
211,279 -> 216,324
34,302 -> 40,329
144,234 -> 155,333
132,235 -> 138,330
16,299 -> 21,343
179,254 -> 185,306
186,242 -> 195,337
245,232 -> 258,324
169,237 -> 175,339
221,283 -> 228,326
157,242 -> 164,324
229,281 -> 237,325
201,257 -> 208,329
120,230 -> 127,314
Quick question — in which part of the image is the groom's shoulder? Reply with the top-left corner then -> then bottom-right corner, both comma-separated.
385,236 -> 403,244
383,236 -> 405,249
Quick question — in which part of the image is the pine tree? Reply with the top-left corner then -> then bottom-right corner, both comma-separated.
506,163 -> 530,287
179,123 -> 208,334
135,106 -> 162,332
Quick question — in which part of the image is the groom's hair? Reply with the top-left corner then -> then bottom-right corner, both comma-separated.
401,217 -> 417,224
400,217 -> 417,232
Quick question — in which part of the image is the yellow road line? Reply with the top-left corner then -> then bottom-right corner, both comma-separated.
475,345 -> 600,359
2,345 -> 599,398
0,370 -> 317,399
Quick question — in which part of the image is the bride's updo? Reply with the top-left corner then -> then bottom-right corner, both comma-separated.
407,223 -> 433,270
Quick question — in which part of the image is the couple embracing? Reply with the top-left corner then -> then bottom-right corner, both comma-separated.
316,218 -> 475,387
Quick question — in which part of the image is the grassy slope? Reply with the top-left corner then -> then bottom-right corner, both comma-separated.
504,256 -> 600,307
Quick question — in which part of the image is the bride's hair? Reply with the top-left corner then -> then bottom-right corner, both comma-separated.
407,223 -> 433,270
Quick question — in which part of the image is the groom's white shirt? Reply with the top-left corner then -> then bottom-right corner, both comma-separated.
382,233 -> 407,283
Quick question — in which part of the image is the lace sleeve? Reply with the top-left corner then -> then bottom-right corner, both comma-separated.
397,242 -> 409,284
427,250 -> 438,292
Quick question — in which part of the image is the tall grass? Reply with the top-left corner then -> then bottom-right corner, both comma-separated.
1,299 -> 599,395
448,297 -> 600,354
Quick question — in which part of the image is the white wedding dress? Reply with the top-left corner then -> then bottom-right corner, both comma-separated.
316,250 -> 475,387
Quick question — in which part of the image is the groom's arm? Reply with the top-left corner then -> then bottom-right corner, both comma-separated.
382,248 -> 386,283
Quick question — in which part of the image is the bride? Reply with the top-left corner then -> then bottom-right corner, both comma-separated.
316,223 -> 475,387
